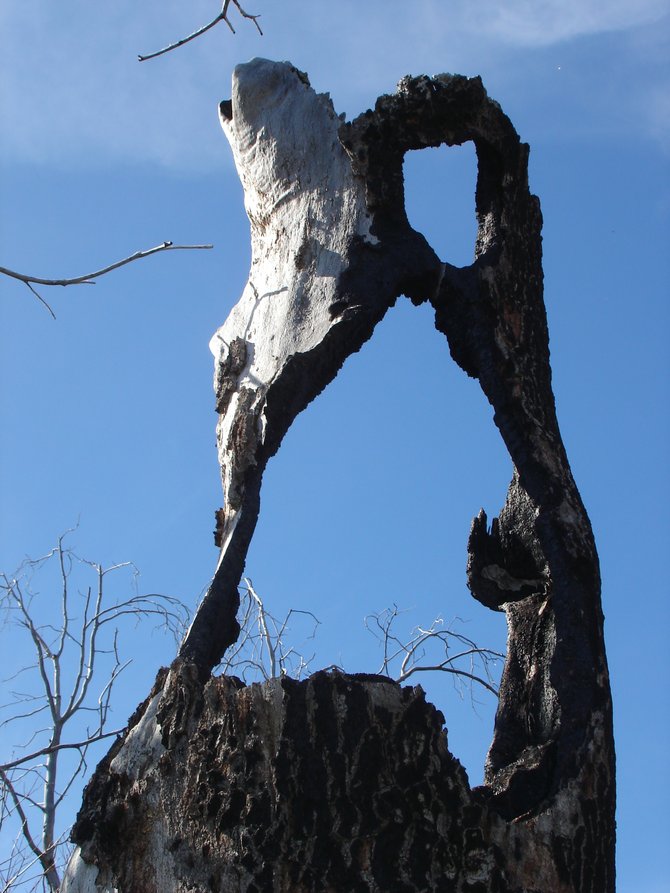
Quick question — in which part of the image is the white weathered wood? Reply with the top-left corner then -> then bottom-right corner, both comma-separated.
210,58 -> 377,556
61,851 -> 105,893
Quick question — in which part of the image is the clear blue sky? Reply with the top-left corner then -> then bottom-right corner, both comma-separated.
1,3 -> 669,890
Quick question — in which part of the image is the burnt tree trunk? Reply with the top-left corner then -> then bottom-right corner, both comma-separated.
62,60 -> 615,892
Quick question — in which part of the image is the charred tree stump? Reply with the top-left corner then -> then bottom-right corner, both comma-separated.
62,60 -> 615,892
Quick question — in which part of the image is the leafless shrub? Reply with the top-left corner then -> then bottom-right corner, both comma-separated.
0,533 -> 189,892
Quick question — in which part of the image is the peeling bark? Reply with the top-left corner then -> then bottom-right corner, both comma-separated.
63,60 -> 615,892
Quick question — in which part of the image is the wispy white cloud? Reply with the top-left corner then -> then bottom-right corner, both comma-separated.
626,21 -> 670,153
458,0 -> 668,45
1,0 -> 667,170
644,84 -> 670,153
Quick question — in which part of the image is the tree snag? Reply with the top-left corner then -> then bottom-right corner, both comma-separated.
62,59 -> 615,892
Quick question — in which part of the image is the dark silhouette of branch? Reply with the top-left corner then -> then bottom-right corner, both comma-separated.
1,241 -> 213,319
138,0 -> 262,62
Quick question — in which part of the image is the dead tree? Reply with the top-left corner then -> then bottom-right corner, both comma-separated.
61,60 -> 615,892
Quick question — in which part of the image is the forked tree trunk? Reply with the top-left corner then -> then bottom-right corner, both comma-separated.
62,60 -> 615,892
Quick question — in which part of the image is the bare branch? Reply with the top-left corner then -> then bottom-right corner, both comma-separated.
366,606 -> 503,697
54,748 -> 88,810
0,241 -> 212,288
246,578 -> 277,679
1,241 -> 213,318
0,729 -> 124,776
138,0 -> 262,62
396,664 -> 501,696
0,702 -> 49,730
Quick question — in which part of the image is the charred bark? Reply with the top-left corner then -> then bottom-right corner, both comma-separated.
62,60 -> 615,892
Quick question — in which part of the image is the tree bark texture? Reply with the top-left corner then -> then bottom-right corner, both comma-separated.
62,60 -> 615,892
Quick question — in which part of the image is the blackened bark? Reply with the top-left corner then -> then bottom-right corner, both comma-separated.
62,61 -> 615,892
70,665 -> 502,892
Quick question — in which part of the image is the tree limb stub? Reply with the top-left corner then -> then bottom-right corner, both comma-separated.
65,60 -> 615,891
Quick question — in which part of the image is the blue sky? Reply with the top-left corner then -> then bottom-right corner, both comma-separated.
1,2 -> 669,890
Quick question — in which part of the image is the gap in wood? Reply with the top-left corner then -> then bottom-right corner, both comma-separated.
403,142 -> 478,268
244,299 -> 509,785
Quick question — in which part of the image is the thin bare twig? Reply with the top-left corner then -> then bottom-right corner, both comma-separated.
396,663 -> 500,696
139,0 -> 262,62
1,241 -> 213,319
24,281 -> 56,320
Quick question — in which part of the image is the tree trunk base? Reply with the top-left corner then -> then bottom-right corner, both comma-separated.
64,662 -> 609,893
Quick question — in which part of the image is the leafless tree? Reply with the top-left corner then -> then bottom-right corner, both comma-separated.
138,1 -> 263,62
0,534 -> 188,892
0,241 -> 212,320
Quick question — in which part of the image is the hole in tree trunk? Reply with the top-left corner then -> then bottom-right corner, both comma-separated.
243,299 -> 508,785
403,143 -> 478,268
